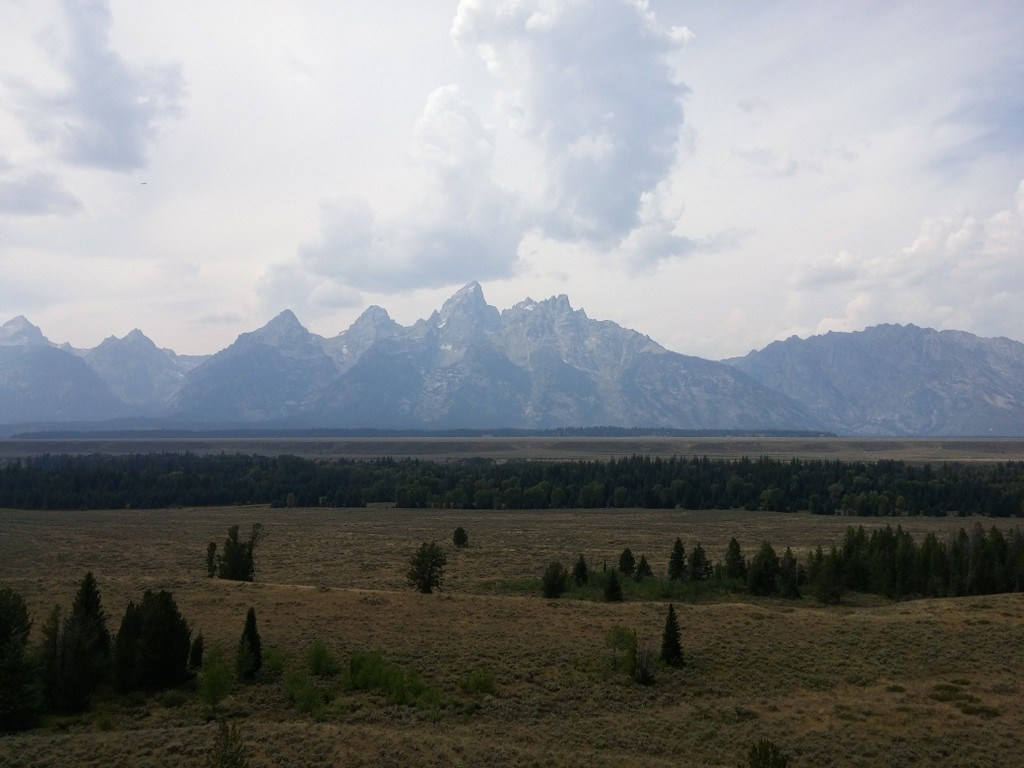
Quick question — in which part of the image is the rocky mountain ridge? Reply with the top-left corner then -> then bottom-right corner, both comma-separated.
1,284 -> 1022,435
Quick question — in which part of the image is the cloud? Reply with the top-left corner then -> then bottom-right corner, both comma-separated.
789,179 -> 1024,337
17,0 -> 183,171
0,160 -> 80,216
452,0 -> 690,244
265,84 -> 525,304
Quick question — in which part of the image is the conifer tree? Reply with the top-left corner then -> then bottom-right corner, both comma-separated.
660,603 -> 683,667
688,543 -> 711,582
572,554 -> 589,586
604,569 -> 623,602
618,547 -> 636,577
668,537 -> 687,581
40,603 -> 103,713
407,541 -> 447,594
748,540 -> 780,596
236,607 -> 262,680
724,537 -> 747,581
541,561 -> 568,599
0,587 -> 40,731
452,527 -> 469,547
635,554 -> 653,580
71,571 -> 111,658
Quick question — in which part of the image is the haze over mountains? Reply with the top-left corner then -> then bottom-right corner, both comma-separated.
2,282 -> 1023,436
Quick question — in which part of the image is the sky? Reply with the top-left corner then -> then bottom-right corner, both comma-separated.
1,0 -> 1022,360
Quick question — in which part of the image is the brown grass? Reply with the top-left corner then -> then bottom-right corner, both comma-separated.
2,505 -> 1024,767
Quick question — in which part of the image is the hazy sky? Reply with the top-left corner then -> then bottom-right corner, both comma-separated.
1,1 -> 1022,359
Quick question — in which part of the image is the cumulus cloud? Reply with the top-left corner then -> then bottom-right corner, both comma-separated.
264,85 -> 524,304
452,0 -> 690,244
790,179 -> 1024,337
17,0 -> 183,171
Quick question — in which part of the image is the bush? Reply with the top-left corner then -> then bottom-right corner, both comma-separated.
747,739 -> 789,768
407,542 -> 447,594
541,561 -> 568,599
200,646 -> 231,713
459,666 -> 496,695
453,527 -> 469,547
306,640 -> 340,677
207,720 -> 251,768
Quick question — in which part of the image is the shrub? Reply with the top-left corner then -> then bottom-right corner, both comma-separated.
200,645 -> 231,714
306,640 -> 341,678
207,720 -> 251,768
453,527 -> 469,547
633,642 -> 657,685
460,666 -> 496,695
747,739 -> 789,768
541,561 -> 568,599
407,542 -> 447,594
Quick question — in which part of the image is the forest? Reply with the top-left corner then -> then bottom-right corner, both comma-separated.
1,452 -> 1023,516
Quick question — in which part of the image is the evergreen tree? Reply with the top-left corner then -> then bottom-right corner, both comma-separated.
748,540 -> 780,597
541,561 -> 568,599
0,587 -> 40,731
659,603 -> 683,667
688,543 -> 711,582
71,571 -> 110,659
40,604 -> 103,713
618,547 -> 636,577
572,554 -> 589,586
189,632 -> 205,669
724,537 -> 747,581
604,570 -> 623,602
407,541 -> 447,594
206,542 -> 218,578
114,590 -> 191,691
236,607 -> 262,680
452,526 -> 469,547
112,601 -> 142,693
217,524 -> 264,582
635,554 -> 653,580
668,537 -> 687,581
778,546 -> 801,599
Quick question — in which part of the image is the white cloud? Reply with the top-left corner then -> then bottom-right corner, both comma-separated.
14,0 -> 183,171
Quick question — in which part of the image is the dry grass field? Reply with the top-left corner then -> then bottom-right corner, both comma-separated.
2,504 -> 1024,767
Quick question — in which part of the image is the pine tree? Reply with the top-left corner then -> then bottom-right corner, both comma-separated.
71,571 -> 110,658
778,546 -> 801,598
407,541 -> 447,594
635,554 -> 653,580
217,524 -> 264,582
114,590 -> 191,691
236,607 -> 262,680
724,537 -> 747,581
604,569 -> 623,602
189,632 -> 205,669
40,604 -> 103,713
0,587 -> 40,731
452,527 -> 469,547
688,543 -> 711,581
572,554 -> 589,586
748,540 -> 780,596
618,547 -> 636,577
668,537 -> 687,581
660,603 -> 683,667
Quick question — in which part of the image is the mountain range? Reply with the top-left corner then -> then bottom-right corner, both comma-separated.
2,282 -> 1023,436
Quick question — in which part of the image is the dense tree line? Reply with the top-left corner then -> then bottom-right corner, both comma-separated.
1,452 -> 1023,516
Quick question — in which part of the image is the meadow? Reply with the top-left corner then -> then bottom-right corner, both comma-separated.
2,503 -> 1023,767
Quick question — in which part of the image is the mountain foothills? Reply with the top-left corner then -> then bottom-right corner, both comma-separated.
1,282 -> 1023,436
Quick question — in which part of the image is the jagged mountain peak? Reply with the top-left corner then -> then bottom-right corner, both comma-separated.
244,309 -> 311,347
431,281 -> 500,342
0,315 -> 49,347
